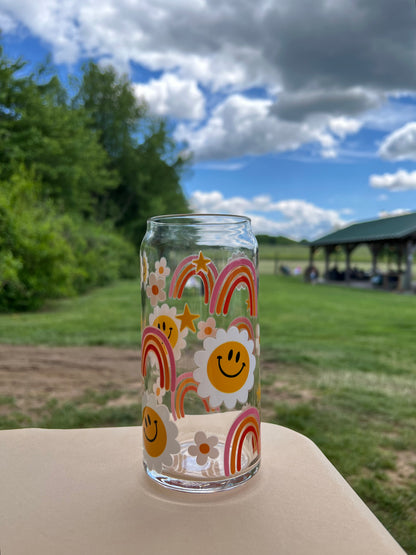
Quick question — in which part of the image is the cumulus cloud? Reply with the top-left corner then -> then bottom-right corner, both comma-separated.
133,74 -> 205,120
328,117 -> 362,138
369,169 -> 416,191
273,89 -> 381,122
379,209 -> 411,218
2,0 -> 416,158
2,0 -> 416,93
0,11 -> 16,32
175,94 -> 346,161
378,122 -> 416,160
189,190 -> 347,239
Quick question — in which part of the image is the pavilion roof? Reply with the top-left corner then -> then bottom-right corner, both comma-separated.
310,211 -> 416,247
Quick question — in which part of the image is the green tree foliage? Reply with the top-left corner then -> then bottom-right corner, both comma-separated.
74,62 -> 189,241
0,50 -> 118,216
0,45 -> 189,311
0,169 -> 137,311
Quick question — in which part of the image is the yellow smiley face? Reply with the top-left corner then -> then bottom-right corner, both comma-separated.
153,316 -> 179,349
206,340 -> 250,394
142,406 -> 167,458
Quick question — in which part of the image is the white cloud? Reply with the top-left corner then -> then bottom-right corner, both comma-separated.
189,190 -> 347,239
0,11 -> 17,32
329,117 -> 362,138
2,0 -> 416,160
369,169 -> 416,191
379,209 -> 411,218
133,74 -> 205,120
378,122 -> 416,160
175,94 -> 344,161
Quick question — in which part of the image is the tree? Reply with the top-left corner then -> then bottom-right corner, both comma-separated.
74,62 -> 189,242
0,48 -> 118,216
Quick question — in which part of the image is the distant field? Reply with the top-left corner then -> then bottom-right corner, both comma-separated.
259,243 -> 374,261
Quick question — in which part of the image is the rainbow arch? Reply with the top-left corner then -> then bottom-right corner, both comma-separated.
141,326 -> 176,391
224,407 -> 260,476
171,372 -> 214,421
229,317 -> 255,343
210,258 -> 257,317
169,253 -> 218,304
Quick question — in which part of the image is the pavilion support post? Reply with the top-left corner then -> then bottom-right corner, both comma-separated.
309,246 -> 316,267
369,243 -> 381,275
324,246 -> 331,279
343,244 -> 354,284
403,240 -> 415,291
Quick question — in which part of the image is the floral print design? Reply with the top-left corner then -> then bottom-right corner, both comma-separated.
197,316 -> 217,340
153,377 -> 166,404
155,257 -> 170,280
146,272 -> 166,307
188,431 -> 219,466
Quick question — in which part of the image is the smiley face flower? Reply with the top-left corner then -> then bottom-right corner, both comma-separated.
188,431 -> 219,466
142,393 -> 180,472
149,304 -> 187,360
194,326 -> 256,409
146,272 -> 166,307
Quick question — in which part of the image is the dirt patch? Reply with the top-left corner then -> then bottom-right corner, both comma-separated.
387,450 -> 416,486
0,344 -> 142,414
0,345 -> 308,422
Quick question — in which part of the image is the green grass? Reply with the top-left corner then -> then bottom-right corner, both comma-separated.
0,281 -> 141,346
0,393 -> 140,430
1,276 -> 416,552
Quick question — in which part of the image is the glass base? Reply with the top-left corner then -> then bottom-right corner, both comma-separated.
144,460 -> 260,493
144,439 -> 260,493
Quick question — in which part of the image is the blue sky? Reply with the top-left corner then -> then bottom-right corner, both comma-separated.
2,0 -> 416,240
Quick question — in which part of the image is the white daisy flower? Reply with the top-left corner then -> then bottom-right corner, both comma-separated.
194,326 -> 256,409
146,272 -> 166,307
188,431 -> 219,466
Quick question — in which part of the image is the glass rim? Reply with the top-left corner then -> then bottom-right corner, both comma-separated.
148,213 -> 251,226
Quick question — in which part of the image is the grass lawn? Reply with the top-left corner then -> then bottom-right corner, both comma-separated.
1,276 -> 415,552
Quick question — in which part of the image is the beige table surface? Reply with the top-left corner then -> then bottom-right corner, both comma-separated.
0,423 -> 405,555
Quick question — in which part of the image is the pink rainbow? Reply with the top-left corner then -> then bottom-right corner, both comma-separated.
209,258 -> 257,316
224,407 -> 261,476
141,326 -> 176,391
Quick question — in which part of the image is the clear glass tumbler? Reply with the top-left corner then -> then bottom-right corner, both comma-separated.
140,214 -> 260,492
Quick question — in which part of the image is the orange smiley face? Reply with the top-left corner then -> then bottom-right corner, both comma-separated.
206,340 -> 250,394
142,406 -> 167,458
153,315 -> 179,349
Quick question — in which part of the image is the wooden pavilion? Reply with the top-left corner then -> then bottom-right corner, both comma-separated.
308,212 -> 416,291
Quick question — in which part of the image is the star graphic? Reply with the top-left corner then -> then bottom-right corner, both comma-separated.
177,303 -> 200,333
192,251 -> 211,273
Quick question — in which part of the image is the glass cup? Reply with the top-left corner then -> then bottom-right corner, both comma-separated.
140,214 -> 260,492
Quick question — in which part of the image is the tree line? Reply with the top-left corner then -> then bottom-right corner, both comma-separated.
0,44 -> 190,311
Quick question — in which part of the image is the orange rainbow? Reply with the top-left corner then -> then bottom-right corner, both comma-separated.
224,407 -> 260,476
141,326 -> 176,391
169,253 -> 218,304
229,317 -> 255,343
210,258 -> 257,316
171,372 -> 214,420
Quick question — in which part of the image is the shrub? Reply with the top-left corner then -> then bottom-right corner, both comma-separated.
0,169 -> 138,311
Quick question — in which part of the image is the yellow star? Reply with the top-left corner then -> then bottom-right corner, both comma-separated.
177,303 -> 200,333
192,251 -> 211,273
